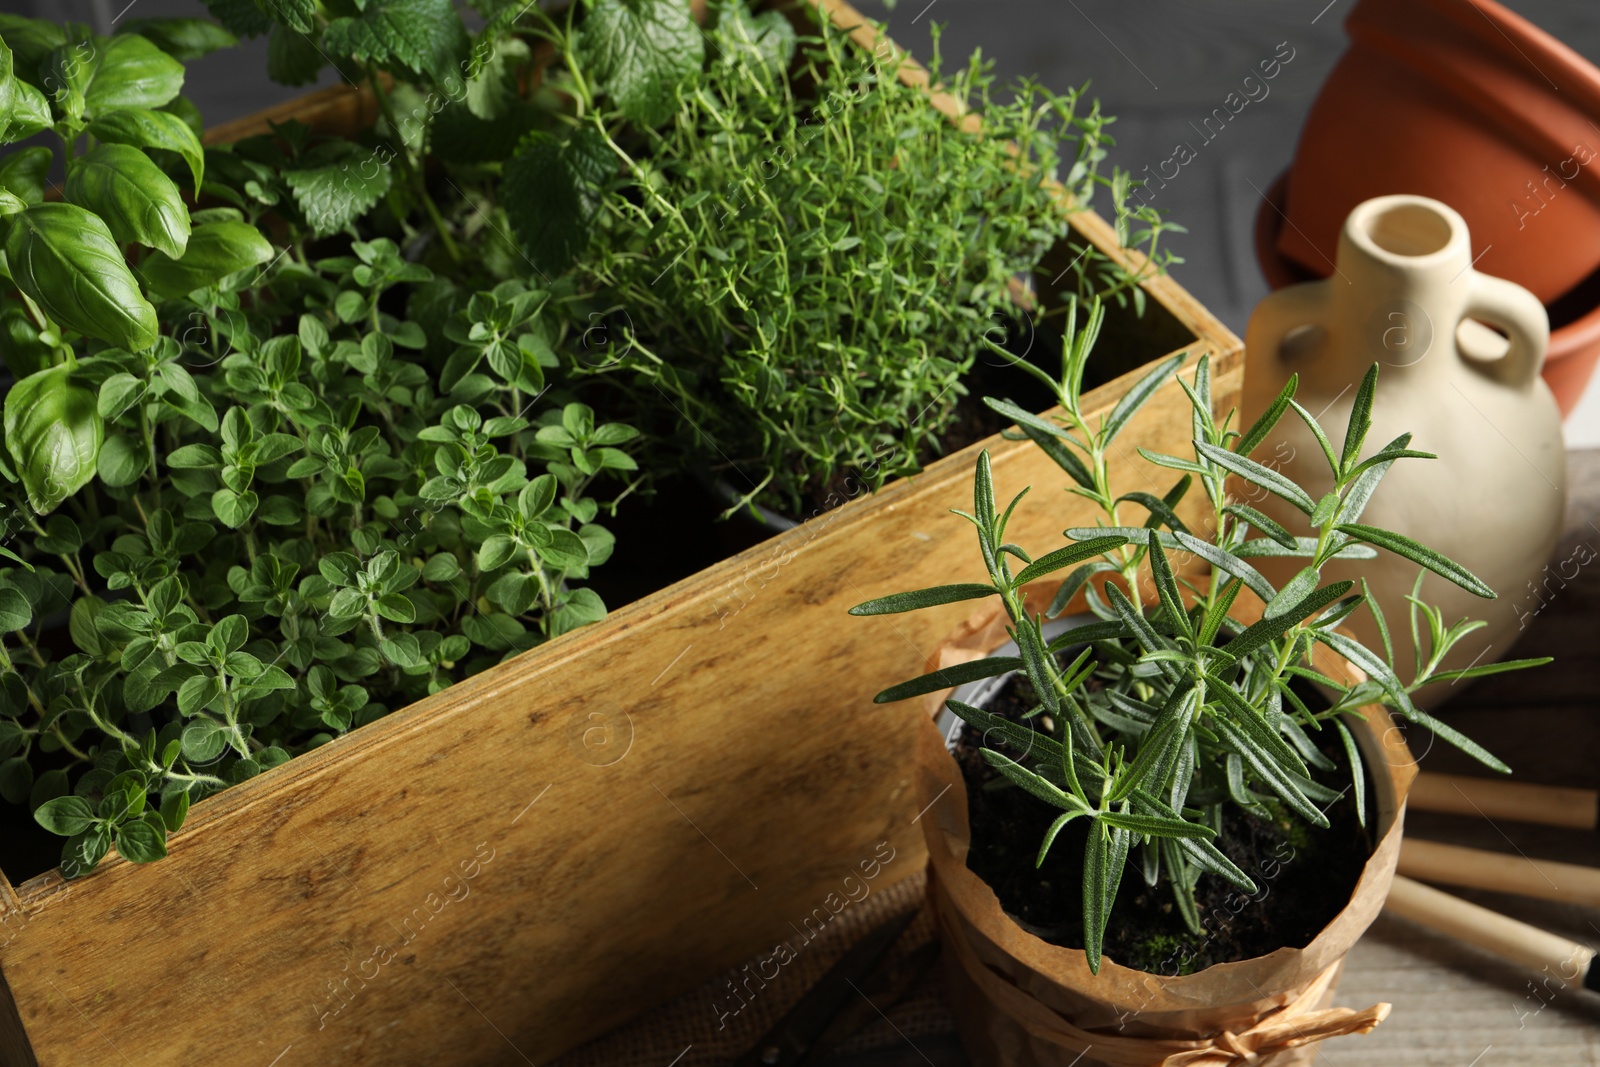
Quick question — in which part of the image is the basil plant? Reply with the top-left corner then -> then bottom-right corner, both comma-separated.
0,16 -> 259,515
853,300 -> 1547,973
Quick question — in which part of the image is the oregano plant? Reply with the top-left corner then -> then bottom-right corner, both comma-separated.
853,300 -> 1547,973
0,12 -> 644,878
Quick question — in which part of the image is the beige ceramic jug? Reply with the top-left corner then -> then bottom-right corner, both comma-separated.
1242,194 -> 1566,705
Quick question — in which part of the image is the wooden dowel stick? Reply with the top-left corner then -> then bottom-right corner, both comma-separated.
1398,839 -> 1600,908
1410,773 -> 1598,831
1384,875 -> 1597,982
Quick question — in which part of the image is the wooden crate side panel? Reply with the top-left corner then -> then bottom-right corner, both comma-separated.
0,355 -> 1240,1066
0,961 -> 35,1067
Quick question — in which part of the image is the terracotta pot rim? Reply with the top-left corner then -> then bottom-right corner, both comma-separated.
1356,0 -> 1600,114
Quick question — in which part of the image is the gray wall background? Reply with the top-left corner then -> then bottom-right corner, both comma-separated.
6,0 -> 1600,436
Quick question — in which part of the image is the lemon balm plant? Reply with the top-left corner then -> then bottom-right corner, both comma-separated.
853,300 -> 1547,973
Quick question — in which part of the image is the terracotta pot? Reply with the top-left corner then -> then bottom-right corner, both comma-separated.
1256,170 -> 1600,417
914,590 -> 1416,1067
1279,0 -> 1600,308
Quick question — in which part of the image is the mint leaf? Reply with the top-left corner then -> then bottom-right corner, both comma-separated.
579,0 -> 703,127
715,6 -> 795,76
267,23 -> 327,86
201,0 -> 272,38
256,0 -> 316,34
284,142 -> 393,238
503,129 -> 612,273
323,0 -> 469,83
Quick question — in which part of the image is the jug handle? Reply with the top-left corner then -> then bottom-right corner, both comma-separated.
1245,282 -> 1328,379
1461,273 -> 1549,389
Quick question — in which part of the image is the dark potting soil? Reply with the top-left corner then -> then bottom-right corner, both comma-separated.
953,667 -> 1376,976
581,272 -> 1186,599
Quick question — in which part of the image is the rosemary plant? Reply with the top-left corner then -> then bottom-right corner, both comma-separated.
853,300 -> 1547,973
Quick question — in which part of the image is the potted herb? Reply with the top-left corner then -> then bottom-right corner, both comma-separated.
852,304 -> 1547,1064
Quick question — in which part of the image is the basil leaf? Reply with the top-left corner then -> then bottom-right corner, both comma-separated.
140,220 -> 274,299
0,41 -> 51,141
84,33 -> 185,115
87,106 -> 206,190
65,143 -> 190,258
42,40 -> 95,120
3,202 -> 159,351
0,146 -> 51,204
0,17 -> 65,86
121,17 -> 239,61
5,365 -> 106,514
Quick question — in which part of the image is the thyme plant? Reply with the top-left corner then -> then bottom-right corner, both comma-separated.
566,4 -> 1180,514
853,300 -> 1547,973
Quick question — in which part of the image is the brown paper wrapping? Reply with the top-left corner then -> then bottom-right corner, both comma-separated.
917,592 -> 1418,1067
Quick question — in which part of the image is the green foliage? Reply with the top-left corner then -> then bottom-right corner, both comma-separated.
859,300 -> 1547,974
0,0 -> 1188,886
324,0 -> 471,82
577,0 -> 704,126
5,365 -> 103,513
0,13 -> 644,879
4,202 -> 159,351
558,8 -> 1156,513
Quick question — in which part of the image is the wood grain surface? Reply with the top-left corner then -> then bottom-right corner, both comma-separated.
0,349 -> 1240,1067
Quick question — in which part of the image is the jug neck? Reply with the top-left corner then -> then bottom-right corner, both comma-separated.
1325,196 -> 1475,385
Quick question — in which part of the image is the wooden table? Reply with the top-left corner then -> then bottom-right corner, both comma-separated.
557,448 -> 1600,1067
1338,446 -> 1600,1066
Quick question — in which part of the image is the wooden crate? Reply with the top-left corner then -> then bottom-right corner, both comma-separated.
0,4 -> 1241,1064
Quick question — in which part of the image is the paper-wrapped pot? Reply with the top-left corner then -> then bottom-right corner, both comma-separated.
915,591 -> 1418,1067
